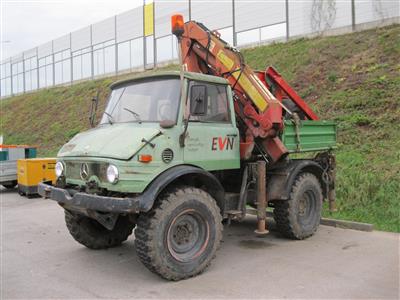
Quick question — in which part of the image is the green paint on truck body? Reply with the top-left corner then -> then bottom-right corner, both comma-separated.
282,120 -> 337,153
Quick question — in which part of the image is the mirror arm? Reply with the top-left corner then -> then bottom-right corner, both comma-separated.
179,114 -> 190,147
89,100 -> 95,127
89,91 -> 100,127
180,92 -> 199,147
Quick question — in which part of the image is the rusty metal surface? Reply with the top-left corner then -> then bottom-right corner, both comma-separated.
255,160 -> 268,235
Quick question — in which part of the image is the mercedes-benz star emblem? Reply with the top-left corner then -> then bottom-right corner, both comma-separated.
80,163 -> 89,180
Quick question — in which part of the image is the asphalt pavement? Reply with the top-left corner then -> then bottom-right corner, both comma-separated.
1,187 -> 399,299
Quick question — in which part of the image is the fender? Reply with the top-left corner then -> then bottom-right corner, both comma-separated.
267,160 -> 327,201
138,165 -> 225,212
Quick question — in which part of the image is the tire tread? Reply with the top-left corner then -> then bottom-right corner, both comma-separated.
135,186 -> 222,281
65,211 -> 135,249
273,173 -> 322,240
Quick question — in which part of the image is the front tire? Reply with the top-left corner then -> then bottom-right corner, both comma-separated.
135,187 -> 223,281
273,173 -> 322,239
65,210 -> 135,249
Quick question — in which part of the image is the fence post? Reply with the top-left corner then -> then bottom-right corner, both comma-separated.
51,40 -> 55,86
90,25 -> 94,79
285,0 -> 289,41
69,33 -> 73,85
22,53 -> 26,94
232,0 -> 237,46
351,0 -> 356,31
115,15 -> 118,75
10,59 -> 13,96
188,0 -> 191,21
143,1 -> 147,69
36,48 -> 39,90
129,40 -> 132,72
153,1 -> 156,68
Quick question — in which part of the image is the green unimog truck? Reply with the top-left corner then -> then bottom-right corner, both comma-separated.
39,71 -> 336,280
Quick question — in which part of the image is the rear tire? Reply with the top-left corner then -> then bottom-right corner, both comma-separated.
65,210 -> 135,249
273,173 -> 322,239
135,187 -> 223,281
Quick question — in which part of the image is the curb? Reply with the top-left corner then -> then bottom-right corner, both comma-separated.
246,209 -> 374,232
319,218 -> 373,232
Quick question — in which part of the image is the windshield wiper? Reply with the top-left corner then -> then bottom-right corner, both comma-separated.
104,111 -> 114,125
124,107 -> 142,123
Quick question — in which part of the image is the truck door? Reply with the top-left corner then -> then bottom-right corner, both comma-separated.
183,81 -> 240,171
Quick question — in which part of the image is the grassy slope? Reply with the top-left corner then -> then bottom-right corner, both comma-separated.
241,25 -> 400,232
1,25 -> 399,232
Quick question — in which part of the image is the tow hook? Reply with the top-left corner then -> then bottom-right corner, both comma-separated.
87,211 -> 119,230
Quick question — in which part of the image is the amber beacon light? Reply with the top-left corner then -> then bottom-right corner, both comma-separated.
171,14 -> 184,37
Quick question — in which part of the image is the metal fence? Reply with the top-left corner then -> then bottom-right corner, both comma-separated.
1,0 -> 399,98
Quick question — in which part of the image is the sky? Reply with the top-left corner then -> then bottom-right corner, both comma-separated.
0,0 -> 145,60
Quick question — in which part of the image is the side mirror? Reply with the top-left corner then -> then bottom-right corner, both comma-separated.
190,85 -> 207,116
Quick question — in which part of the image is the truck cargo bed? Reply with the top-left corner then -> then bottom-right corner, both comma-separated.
282,120 -> 336,153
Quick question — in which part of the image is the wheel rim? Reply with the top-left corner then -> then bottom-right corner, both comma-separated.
167,209 -> 210,263
298,190 -> 316,222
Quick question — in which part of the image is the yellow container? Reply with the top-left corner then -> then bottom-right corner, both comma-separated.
17,158 -> 56,197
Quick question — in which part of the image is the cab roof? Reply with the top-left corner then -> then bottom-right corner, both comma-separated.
110,71 -> 229,90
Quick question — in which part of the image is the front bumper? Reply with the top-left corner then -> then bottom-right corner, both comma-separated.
38,182 -> 143,213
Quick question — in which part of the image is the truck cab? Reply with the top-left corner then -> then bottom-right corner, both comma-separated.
52,71 -> 239,198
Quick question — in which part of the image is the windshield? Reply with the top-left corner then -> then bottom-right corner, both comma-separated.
100,78 -> 181,124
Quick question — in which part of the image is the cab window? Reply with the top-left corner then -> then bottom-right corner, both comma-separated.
100,78 -> 181,124
188,81 -> 231,123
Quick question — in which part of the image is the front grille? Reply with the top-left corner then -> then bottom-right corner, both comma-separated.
65,161 -> 108,181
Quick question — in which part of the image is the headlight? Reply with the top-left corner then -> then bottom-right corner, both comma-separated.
55,161 -> 64,177
106,164 -> 119,184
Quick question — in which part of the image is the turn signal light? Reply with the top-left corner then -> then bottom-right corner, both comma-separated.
138,154 -> 153,163
171,14 -> 184,37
